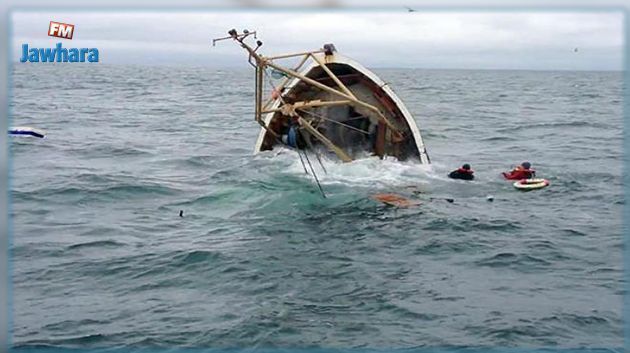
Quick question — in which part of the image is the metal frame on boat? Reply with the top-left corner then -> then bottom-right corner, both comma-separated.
213,29 -> 430,164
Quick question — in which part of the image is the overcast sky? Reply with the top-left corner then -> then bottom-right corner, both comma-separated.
11,11 -> 624,70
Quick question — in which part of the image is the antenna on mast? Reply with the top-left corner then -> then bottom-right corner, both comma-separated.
212,29 -> 263,67
212,29 -> 258,47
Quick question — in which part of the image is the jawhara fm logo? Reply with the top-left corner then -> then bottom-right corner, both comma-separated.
20,21 -> 99,63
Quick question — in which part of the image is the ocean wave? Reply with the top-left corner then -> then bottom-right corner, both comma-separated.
66,240 -> 126,250
414,239 -> 488,255
479,136 -> 512,142
475,252 -> 551,271
15,333 -> 119,348
496,120 -> 609,133
73,144 -> 153,158
16,182 -> 181,201
424,218 -> 521,233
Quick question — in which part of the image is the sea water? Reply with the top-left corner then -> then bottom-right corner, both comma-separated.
9,65 -> 623,349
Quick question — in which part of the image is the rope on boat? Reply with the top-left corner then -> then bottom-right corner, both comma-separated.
302,129 -> 328,175
313,150 -> 328,175
302,148 -> 326,199
296,146 -> 309,175
297,108 -> 370,135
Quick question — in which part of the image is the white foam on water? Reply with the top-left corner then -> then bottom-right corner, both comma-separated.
256,147 -> 445,189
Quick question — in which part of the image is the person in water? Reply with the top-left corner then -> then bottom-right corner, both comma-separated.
502,161 -> 536,180
448,164 -> 475,180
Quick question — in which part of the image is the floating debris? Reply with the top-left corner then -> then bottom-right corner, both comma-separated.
9,126 -> 45,138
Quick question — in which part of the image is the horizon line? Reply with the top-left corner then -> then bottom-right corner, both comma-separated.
9,61 -> 624,73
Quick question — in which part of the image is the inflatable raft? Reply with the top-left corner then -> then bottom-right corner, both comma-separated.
513,178 -> 549,191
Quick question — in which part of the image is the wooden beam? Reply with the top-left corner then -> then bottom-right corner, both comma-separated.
309,53 -> 356,99
255,64 -> 264,123
261,53 -> 311,111
261,99 -> 351,114
314,73 -> 361,87
266,49 -> 325,61
264,60 -> 401,135
258,120 -> 279,139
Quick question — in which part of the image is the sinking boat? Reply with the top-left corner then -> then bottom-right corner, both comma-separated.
213,29 -> 430,164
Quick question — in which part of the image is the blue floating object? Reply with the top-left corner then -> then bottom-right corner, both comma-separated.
9,127 -> 45,138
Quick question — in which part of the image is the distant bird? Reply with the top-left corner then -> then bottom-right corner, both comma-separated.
405,6 -> 417,12
574,47 -> 579,53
